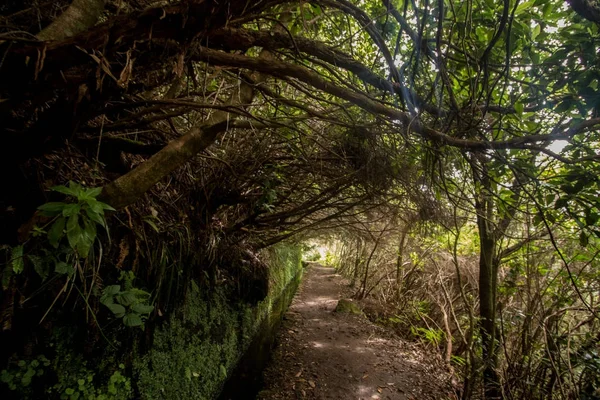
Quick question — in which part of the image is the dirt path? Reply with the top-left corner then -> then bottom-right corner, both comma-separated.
258,264 -> 455,400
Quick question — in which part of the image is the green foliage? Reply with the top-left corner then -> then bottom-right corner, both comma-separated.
450,355 -> 466,368
304,251 -> 321,262
38,181 -> 113,258
54,368 -> 130,400
100,272 -> 154,328
0,355 -> 131,400
10,244 -> 24,274
6,182 -> 114,283
301,243 -> 321,262
324,251 -> 336,267
410,326 -> 444,348
0,355 -> 50,392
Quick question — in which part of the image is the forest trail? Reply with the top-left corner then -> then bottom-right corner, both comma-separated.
258,265 -> 455,400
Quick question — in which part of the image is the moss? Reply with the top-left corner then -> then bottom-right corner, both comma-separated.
1,241 -> 303,400
134,242 -> 303,400
335,299 -> 363,315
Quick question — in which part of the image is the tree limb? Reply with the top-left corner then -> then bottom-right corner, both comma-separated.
567,0 -> 600,24
37,0 -> 106,41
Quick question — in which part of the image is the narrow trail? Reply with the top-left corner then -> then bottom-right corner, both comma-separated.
258,264 -> 455,400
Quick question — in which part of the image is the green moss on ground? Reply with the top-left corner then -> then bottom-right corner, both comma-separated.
334,299 -> 363,315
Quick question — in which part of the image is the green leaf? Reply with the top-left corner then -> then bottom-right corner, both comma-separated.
106,303 -> 126,318
516,1 -> 534,15
131,304 -> 154,314
38,202 -> 67,217
77,219 -> 97,258
123,313 -> 143,327
143,217 -> 160,233
77,236 -> 93,259
11,245 -> 24,274
129,288 -> 151,300
88,200 -> 104,214
220,364 -> 227,378
100,285 -> 120,305
83,218 -> 97,243
514,102 -> 524,115
100,202 -> 116,212
68,181 -> 82,192
54,261 -> 71,275
531,24 -> 541,41
85,208 -> 107,229
66,214 -> 81,251
48,217 -> 66,248
85,187 -> 103,198
116,292 -> 137,307
104,285 -> 121,297
61,203 -> 81,217
28,255 -> 48,280
51,185 -> 78,197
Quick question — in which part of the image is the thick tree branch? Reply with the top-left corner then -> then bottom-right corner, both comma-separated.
567,0 -> 600,24
209,27 -> 443,116
192,47 -> 600,151
99,120 -> 233,209
37,0 -> 106,41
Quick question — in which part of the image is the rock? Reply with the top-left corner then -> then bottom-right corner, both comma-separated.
334,299 -> 363,315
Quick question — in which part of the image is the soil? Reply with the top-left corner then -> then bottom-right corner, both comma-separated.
258,264 -> 456,400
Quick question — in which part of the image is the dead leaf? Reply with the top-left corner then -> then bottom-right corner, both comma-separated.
308,380 -> 315,388
362,374 -> 369,379
34,46 -> 47,80
295,370 -> 303,378
116,237 -> 130,269
117,49 -> 134,88
377,387 -> 383,393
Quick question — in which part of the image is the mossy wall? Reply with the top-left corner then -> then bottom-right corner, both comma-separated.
0,243 -> 302,400
133,243 -> 303,399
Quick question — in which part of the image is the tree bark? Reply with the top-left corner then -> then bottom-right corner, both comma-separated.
567,0 -> 600,24
99,14 -> 288,209
37,0 -> 106,41
100,119 -> 235,209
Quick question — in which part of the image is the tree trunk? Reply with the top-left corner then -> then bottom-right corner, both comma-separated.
395,228 -> 408,300
473,160 -> 502,400
478,222 -> 501,399
567,0 -> 600,24
37,0 -> 106,41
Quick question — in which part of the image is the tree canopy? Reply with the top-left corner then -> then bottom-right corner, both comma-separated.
2,0 -> 600,399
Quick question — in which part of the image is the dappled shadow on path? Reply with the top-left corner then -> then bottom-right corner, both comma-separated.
258,265 -> 454,400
